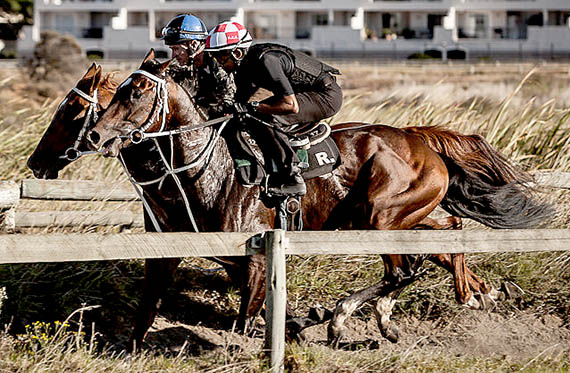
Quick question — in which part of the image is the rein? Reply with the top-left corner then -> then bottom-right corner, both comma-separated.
116,69 -> 231,234
59,87 -> 100,161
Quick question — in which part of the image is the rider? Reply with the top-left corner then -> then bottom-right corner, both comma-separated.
204,21 -> 343,196
161,14 -> 235,116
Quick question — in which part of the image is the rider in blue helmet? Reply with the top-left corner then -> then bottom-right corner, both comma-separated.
161,14 -> 208,64
161,14 -> 236,116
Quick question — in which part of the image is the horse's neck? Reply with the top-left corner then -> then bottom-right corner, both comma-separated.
168,89 -> 236,208
121,83 -> 237,215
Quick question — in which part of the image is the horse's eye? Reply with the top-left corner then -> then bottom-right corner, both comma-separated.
132,90 -> 142,99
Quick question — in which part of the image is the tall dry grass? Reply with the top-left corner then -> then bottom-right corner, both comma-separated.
0,62 -> 569,371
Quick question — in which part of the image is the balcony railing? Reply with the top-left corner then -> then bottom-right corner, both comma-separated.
40,26 -> 104,39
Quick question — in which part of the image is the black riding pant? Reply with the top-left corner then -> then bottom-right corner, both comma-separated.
248,74 -> 343,175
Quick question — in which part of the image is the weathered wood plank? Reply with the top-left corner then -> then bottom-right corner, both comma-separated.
533,172 -> 570,189
264,230 -> 286,373
15,211 -> 144,228
284,229 -> 570,255
0,232 -> 255,263
0,230 -> 567,265
0,181 -> 19,208
21,179 -> 140,201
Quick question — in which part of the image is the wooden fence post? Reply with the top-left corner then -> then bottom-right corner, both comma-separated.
264,229 -> 287,373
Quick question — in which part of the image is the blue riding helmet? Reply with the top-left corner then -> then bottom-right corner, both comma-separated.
161,14 -> 208,46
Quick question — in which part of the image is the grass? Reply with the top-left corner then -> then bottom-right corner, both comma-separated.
0,61 -> 569,371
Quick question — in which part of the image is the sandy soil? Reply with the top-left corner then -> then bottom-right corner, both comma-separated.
143,309 -> 569,361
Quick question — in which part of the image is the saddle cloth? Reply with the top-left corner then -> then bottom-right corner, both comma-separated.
233,123 -> 342,186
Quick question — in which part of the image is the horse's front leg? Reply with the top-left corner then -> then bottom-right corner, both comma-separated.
236,253 -> 267,333
128,257 -> 181,352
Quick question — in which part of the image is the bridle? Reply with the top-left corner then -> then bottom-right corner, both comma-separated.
59,87 -> 100,161
114,69 -> 232,234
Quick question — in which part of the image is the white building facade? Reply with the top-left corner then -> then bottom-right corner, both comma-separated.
17,0 -> 570,59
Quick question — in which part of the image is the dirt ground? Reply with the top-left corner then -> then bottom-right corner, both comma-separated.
137,263 -> 569,363
144,305 -> 569,362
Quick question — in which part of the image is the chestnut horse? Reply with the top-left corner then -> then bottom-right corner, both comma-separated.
27,63 -> 118,178
86,53 -> 552,346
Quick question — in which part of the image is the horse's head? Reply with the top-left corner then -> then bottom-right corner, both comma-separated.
88,49 -> 175,158
27,63 -> 118,179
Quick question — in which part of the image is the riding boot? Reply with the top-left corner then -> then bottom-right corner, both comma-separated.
267,165 -> 306,196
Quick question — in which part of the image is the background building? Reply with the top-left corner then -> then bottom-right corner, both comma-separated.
17,0 -> 570,60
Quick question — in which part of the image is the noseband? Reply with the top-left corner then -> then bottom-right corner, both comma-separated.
59,87 -> 100,161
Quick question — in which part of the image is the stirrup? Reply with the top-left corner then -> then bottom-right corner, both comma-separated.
274,196 -> 303,231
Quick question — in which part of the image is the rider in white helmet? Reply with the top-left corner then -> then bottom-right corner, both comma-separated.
205,21 -> 342,196
162,14 -> 235,116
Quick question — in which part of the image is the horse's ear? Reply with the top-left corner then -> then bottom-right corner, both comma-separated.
158,58 -> 175,74
76,63 -> 102,94
82,63 -> 99,80
91,65 -> 103,92
141,49 -> 155,66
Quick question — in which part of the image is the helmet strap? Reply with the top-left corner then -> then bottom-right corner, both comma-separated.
189,43 -> 205,60
180,41 -> 205,60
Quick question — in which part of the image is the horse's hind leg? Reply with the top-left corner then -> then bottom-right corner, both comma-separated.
412,216 -> 462,230
416,216 -> 503,309
328,254 -> 425,347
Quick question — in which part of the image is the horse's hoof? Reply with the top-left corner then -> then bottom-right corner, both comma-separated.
237,316 -> 259,336
286,317 -> 314,342
463,294 -> 482,310
474,292 -> 497,310
488,287 -> 506,302
500,281 -> 524,300
327,323 -> 346,349
308,305 -> 333,324
380,322 -> 399,343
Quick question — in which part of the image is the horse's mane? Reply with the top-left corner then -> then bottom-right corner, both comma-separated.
100,72 -> 120,92
167,63 -> 199,96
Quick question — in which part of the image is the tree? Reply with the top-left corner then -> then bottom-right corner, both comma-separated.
0,0 -> 33,40
0,0 -> 33,23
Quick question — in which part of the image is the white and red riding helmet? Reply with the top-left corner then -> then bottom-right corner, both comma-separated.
204,21 -> 253,51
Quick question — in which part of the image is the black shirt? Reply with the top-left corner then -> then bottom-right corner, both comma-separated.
234,50 -> 295,103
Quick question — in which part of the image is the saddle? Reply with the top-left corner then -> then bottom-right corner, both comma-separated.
232,122 -> 342,187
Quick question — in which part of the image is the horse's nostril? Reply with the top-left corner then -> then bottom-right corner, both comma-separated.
89,131 -> 101,146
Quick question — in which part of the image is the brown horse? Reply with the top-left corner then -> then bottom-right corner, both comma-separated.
26,62 -> 272,350
87,52 -> 552,346
27,63 -> 119,178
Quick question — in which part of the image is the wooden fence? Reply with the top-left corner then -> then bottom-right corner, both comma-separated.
0,175 -> 569,372
0,229 -> 569,372
1,172 -> 569,231
0,179 -> 142,231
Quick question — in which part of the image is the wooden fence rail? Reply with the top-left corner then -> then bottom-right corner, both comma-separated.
0,180 -> 142,230
0,173 -> 569,231
1,229 -> 569,372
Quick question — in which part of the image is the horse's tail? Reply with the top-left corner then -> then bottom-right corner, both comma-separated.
404,126 -> 554,229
